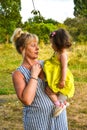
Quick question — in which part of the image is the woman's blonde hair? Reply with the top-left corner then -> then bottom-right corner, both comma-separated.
11,28 -> 38,54
11,28 -> 23,44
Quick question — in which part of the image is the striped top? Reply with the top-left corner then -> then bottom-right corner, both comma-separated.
17,60 -> 68,130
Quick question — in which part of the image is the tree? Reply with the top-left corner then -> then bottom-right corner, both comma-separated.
44,18 -> 59,25
64,17 -> 87,42
30,0 -> 45,23
29,15 -> 45,23
74,0 -> 87,18
0,0 -> 22,43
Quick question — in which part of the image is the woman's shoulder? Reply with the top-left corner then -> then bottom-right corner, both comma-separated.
12,69 -> 24,82
12,66 -> 27,78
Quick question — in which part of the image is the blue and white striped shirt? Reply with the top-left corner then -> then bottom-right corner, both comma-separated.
17,61 -> 68,130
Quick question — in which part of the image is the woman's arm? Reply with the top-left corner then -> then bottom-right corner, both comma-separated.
12,64 -> 41,105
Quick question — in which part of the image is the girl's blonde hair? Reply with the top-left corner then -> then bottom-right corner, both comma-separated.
11,28 -> 38,54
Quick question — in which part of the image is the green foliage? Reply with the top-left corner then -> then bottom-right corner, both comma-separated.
0,0 -> 22,43
74,0 -> 87,17
44,18 -> 59,25
23,15 -> 87,44
0,0 -> 87,44
24,22 -> 57,43
31,9 -> 41,16
29,15 -> 45,23
64,17 -> 87,42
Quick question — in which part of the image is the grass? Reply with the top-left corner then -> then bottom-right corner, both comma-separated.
0,43 -> 87,130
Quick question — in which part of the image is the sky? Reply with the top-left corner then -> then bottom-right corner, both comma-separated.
20,0 -> 75,23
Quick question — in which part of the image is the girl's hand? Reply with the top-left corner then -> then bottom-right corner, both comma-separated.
58,80 -> 65,89
31,63 -> 42,79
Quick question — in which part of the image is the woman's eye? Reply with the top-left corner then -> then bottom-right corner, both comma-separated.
31,43 -> 35,47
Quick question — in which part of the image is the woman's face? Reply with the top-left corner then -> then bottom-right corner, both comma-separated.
25,39 -> 39,59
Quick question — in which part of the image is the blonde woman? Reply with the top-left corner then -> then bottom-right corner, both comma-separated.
11,28 -> 68,130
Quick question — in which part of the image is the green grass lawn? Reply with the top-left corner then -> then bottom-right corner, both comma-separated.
0,43 -> 87,94
0,43 -> 87,130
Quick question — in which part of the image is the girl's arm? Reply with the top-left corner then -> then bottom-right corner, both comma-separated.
59,52 -> 68,88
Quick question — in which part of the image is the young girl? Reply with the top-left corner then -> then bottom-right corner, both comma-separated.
43,28 -> 75,117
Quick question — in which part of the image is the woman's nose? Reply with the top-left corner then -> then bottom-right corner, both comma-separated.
36,45 -> 39,50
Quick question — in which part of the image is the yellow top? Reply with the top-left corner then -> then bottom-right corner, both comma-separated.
43,54 -> 75,98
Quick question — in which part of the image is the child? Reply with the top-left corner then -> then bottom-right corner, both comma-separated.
43,28 -> 75,117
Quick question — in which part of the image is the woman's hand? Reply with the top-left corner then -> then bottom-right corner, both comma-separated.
31,63 -> 42,78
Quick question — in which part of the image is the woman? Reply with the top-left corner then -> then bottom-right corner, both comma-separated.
11,28 -> 68,130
